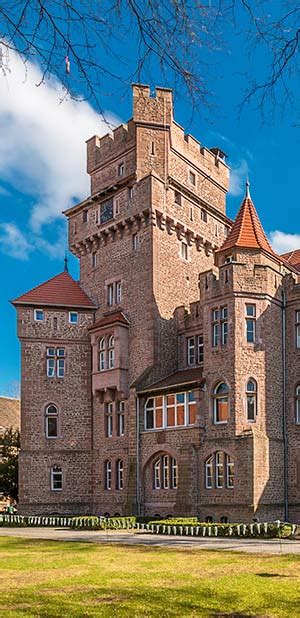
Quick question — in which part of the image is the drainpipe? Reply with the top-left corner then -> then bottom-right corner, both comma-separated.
136,395 -> 141,516
281,289 -> 289,521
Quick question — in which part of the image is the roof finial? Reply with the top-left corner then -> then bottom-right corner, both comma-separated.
245,177 -> 251,199
64,251 -> 69,273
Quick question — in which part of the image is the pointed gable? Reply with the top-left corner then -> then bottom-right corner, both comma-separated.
218,186 -> 275,257
12,271 -> 95,309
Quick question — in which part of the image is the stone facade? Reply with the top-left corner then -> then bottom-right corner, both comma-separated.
13,85 -> 300,522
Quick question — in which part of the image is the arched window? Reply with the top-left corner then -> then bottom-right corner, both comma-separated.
98,338 -> 106,371
246,379 -> 257,421
296,385 -> 300,424
116,459 -> 123,490
108,335 -> 115,369
213,382 -> 229,423
105,460 -> 112,490
205,515 -> 214,523
153,455 -> 177,490
205,455 -> 213,489
50,465 -> 62,491
45,404 -> 58,438
220,515 -> 229,524
205,452 -> 234,489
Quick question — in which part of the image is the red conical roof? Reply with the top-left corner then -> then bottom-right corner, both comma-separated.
218,184 -> 275,256
12,271 -> 95,309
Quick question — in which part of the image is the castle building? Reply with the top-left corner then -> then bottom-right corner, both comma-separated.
13,85 -> 300,523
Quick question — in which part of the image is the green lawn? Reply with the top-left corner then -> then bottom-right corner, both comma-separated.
0,537 -> 300,617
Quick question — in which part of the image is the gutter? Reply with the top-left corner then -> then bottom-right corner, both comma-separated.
282,289 -> 289,521
136,395 -> 141,516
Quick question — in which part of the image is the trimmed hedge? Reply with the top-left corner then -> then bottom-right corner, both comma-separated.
146,520 -> 296,538
69,516 -> 104,530
0,514 -> 73,527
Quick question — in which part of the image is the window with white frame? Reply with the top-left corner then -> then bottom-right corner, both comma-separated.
180,241 -> 188,261
118,162 -> 125,177
116,459 -> 123,490
45,404 -> 58,438
117,401 -> 125,436
105,460 -> 112,490
108,335 -> 115,369
132,233 -> 139,251
98,337 -> 106,371
144,391 -> 196,430
46,348 -> 65,378
153,455 -> 178,489
211,307 -> 228,347
296,311 -> 300,348
107,281 -> 122,306
220,307 -> 228,345
296,385 -> 300,424
34,309 -> 44,322
212,309 -> 219,347
51,466 -> 62,491
246,304 -> 256,343
213,382 -> 229,424
105,402 -> 113,437
187,334 -> 204,366
205,452 -> 234,489
69,312 -> 78,324
246,379 -> 257,421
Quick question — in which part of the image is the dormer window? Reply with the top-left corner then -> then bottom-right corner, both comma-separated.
34,309 -> 44,322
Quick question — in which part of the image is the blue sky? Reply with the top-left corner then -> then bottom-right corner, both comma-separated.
1,5 -> 300,395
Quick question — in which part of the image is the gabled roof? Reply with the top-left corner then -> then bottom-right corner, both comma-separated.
89,311 -> 129,331
218,182 -> 275,257
281,249 -> 300,273
0,397 -> 20,432
137,367 -> 204,394
12,271 -> 96,309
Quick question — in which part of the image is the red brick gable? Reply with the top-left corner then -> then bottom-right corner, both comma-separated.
218,195 -> 275,256
12,271 -> 95,309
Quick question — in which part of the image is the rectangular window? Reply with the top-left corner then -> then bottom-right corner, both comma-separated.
72,221 -> 77,234
221,306 -> 228,345
205,458 -> 213,489
216,452 -> 224,488
83,210 -> 88,223
187,391 -> 196,424
114,196 -> 120,216
187,337 -> 195,365
116,281 -> 122,304
132,233 -> 139,251
145,391 -> 197,430
180,241 -> 188,261
69,312 -> 78,324
201,209 -> 207,223
51,466 -> 62,491
212,309 -> 219,347
246,304 -> 256,343
105,462 -> 112,490
189,170 -> 196,186
47,348 -> 65,378
117,401 -> 125,436
92,252 -> 97,268
171,458 -> 178,489
197,335 -> 204,363
154,460 -> 161,489
128,186 -> 134,200
296,311 -> 300,348
34,309 -> 44,321
174,191 -> 182,205
118,162 -> 125,177
46,416 -> 58,439
189,207 -> 194,221
105,403 -> 113,437
108,283 -> 114,306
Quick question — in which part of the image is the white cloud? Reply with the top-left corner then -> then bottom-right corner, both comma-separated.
268,230 -> 300,255
0,48 -> 118,258
229,159 -> 248,197
0,223 -> 32,260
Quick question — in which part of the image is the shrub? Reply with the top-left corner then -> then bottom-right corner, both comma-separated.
69,516 -> 104,530
145,519 -> 295,538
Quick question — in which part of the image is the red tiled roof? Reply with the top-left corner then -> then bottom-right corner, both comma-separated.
12,271 -> 95,309
281,249 -> 300,273
137,367 -> 204,394
218,194 -> 276,256
89,311 -> 129,330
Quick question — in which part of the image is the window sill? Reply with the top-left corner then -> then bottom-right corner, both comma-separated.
142,424 -> 198,433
